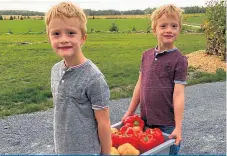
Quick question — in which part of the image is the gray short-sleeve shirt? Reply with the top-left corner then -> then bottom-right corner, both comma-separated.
51,59 -> 110,154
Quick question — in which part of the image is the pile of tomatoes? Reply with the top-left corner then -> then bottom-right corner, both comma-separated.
111,114 -> 165,154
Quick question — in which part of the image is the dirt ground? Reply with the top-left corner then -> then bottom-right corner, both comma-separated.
186,50 -> 226,73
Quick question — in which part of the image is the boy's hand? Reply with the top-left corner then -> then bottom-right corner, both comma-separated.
169,127 -> 182,146
121,111 -> 134,122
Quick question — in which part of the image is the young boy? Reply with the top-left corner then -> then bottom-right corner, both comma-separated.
45,2 -> 111,154
122,4 -> 188,155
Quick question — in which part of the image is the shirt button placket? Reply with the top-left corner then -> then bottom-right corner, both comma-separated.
155,52 -> 158,61
61,70 -> 66,84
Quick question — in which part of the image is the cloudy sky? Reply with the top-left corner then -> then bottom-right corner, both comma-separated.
0,0 -> 207,12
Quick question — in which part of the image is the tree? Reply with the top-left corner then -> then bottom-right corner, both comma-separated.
8,29 -> 13,34
204,0 -> 226,60
109,23 -> 119,32
132,26 -> 136,32
182,6 -> 206,14
9,16 -> 13,20
20,16 -> 23,20
0,15 -> 3,20
144,7 -> 156,15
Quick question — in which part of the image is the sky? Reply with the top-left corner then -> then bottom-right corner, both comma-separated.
0,0 -> 207,12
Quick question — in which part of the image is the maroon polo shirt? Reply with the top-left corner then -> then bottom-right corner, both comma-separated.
140,48 -> 188,126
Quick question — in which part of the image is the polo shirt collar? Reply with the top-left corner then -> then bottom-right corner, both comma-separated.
62,59 -> 90,71
154,46 -> 178,55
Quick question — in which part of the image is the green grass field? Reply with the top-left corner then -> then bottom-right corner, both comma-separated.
0,32 -> 208,117
0,19 -> 149,34
1,13 -> 225,117
183,13 -> 206,26
0,14 -> 205,34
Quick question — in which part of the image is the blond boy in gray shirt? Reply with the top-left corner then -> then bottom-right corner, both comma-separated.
45,2 -> 111,154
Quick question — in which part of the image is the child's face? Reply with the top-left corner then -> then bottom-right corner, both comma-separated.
153,14 -> 180,48
48,17 -> 86,58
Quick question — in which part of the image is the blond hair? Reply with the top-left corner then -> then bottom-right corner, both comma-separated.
45,2 -> 87,36
151,4 -> 183,30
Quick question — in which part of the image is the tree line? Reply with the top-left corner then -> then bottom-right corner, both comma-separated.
0,15 -> 43,20
85,6 -> 206,15
0,10 -> 44,16
0,6 -> 206,16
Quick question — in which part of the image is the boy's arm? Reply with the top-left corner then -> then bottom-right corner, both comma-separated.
169,56 -> 188,145
86,75 -> 111,154
122,73 -> 141,121
94,108 -> 111,155
169,83 -> 185,145
173,83 -> 185,129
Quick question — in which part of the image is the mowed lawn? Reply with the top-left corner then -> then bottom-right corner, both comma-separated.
0,13 -> 206,34
183,13 -> 206,25
0,19 -> 149,33
0,33 -> 206,117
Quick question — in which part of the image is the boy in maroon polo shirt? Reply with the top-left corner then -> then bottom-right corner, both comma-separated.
122,4 -> 188,155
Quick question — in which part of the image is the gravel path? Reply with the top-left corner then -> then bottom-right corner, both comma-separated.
0,82 -> 226,154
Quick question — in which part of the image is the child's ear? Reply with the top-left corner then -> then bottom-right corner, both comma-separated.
81,34 -> 87,46
152,29 -> 156,36
83,34 -> 87,41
